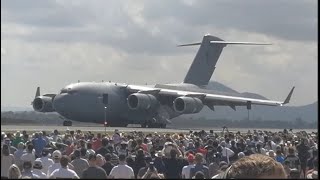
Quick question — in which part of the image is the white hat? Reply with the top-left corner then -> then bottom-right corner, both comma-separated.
52,150 -> 62,159
307,171 -> 318,179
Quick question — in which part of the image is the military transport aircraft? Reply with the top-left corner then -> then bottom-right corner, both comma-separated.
32,34 -> 294,128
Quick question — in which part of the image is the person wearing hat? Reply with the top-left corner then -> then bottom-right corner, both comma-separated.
189,153 -> 209,179
117,141 -> 129,157
182,154 -> 195,179
109,154 -> 135,179
71,149 -> 89,177
12,131 -> 23,148
32,159 -> 47,178
47,150 -> 74,177
20,161 -> 40,179
82,154 -> 107,179
153,151 -> 166,174
137,156 -> 153,179
49,155 -> 79,179
13,142 -> 25,170
36,148 -> 54,174
20,143 -> 36,165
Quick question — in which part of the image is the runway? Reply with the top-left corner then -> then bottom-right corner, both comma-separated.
1,125 -> 193,134
1,125 -> 317,134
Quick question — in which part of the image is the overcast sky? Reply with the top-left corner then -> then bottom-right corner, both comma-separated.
1,0 -> 317,108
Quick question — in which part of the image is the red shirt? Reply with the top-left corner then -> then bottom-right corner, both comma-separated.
92,139 -> 102,151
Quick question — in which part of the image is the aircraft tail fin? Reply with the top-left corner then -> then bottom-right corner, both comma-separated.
282,86 -> 295,105
35,87 -> 40,98
180,34 -> 271,86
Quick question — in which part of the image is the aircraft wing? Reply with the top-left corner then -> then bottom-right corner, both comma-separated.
127,85 -> 295,110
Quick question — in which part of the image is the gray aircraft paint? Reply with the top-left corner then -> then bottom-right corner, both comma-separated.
32,35 -> 292,127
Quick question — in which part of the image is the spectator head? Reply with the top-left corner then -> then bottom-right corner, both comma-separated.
307,171 -> 318,179
88,154 -> 97,164
187,154 -> 195,163
27,144 -> 33,153
220,141 -> 226,147
194,171 -> 205,179
288,147 -> 295,155
80,148 -> 87,157
2,144 -> 10,155
267,150 -> 275,158
107,145 -> 114,153
52,150 -> 62,160
23,161 -> 32,171
119,154 -> 126,162
195,153 -> 203,164
38,132 -> 43,137
144,156 -> 152,165
60,155 -> 69,168
170,149 -> 177,159
74,149 -> 81,158
34,132 -> 39,138
17,142 -> 25,150
87,142 -> 92,149
8,164 -> 21,179
313,158 -> 318,170
231,140 -> 236,146
289,168 -> 300,179
238,152 -> 245,159
219,161 -> 228,169
104,153 -> 112,162
276,150 -> 282,156
96,154 -> 105,166
101,138 -> 109,147
41,148 -> 50,157
226,154 -> 286,179
33,159 -> 43,170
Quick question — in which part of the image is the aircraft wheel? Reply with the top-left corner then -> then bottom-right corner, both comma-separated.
141,123 -> 147,128
160,124 -> 166,128
63,120 -> 72,126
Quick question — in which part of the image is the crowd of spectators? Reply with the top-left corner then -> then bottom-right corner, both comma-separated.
1,127 -> 318,179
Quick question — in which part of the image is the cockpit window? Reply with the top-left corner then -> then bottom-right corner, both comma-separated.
60,88 -> 68,94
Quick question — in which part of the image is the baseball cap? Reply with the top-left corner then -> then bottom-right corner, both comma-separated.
52,150 -> 62,159
42,148 -> 51,157
33,159 -> 42,169
187,154 -> 195,162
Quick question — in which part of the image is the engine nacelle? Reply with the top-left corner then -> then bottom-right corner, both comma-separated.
173,97 -> 204,114
33,96 -> 55,112
127,93 -> 158,110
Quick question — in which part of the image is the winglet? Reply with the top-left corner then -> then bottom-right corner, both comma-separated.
283,86 -> 295,105
35,87 -> 40,98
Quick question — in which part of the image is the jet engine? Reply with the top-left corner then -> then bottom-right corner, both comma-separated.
32,96 -> 55,112
173,96 -> 204,114
127,93 -> 158,110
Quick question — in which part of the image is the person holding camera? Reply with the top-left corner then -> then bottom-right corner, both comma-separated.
137,156 -> 153,179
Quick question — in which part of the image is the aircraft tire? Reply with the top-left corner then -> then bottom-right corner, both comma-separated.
141,123 -> 147,128
63,120 -> 72,126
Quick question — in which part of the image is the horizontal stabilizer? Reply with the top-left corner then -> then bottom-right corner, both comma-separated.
210,41 -> 272,45
177,42 -> 202,47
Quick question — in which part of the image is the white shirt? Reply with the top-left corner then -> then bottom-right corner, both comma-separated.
221,147 -> 234,164
47,162 -> 61,177
21,152 -> 36,164
110,164 -> 134,179
182,164 -> 195,179
36,156 -> 54,174
33,169 -> 47,178
50,167 -> 79,179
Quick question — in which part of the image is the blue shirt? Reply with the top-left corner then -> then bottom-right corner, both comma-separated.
33,137 -> 46,157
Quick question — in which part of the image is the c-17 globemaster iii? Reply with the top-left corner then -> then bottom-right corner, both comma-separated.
32,34 -> 295,128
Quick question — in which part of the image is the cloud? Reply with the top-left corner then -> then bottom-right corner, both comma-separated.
1,0 -> 317,107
